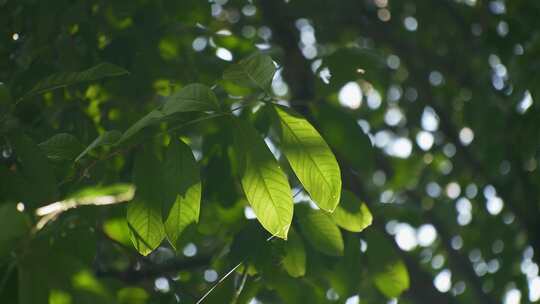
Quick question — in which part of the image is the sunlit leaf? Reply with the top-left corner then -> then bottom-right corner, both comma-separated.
162,83 -> 219,115
296,205 -> 344,256
223,53 -> 276,91
273,105 -> 342,212
25,62 -> 128,98
127,148 -> 166,256
233,118 -> 293,239
367,231 -> 410,298
163,138 -> 201,249
75,130 -> 121,162
331,190 -> 372,232
282,228 -> 306,277
39,133 -> 83,162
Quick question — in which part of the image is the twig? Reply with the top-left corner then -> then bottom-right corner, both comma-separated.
195,262 -> 243,304
231,267 -> 249,304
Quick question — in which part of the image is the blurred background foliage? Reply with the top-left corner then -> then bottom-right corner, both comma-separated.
1,0 -> 540,303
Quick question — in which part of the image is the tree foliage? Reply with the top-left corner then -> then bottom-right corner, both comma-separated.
1,0 -> 539,303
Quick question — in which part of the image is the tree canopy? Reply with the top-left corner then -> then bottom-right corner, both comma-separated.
1,0 -> 540,303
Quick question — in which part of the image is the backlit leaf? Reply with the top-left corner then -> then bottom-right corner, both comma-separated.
282,228 -> 306,277
162,83 -> 219,115
163,138 -> 201,249
127,148 -> 166,256
367,231 -> 410,298
273,105 -> 341,212
233,118 -> 293,239
223,53 -> 276,91
296,205 -> 344,256
331,190 -> 372,232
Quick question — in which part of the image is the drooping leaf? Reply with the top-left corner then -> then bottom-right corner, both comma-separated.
25,62 -> 128,98
7,132 -> 58,206
233,118 -> 293,239
282,228 -> 306,277
163,138 -> 201,249
162,83 -> 219,115
127,148 -> 166,256
331,190 -> 372,232
0,203 -> 30,259
75,130 -> 121,162
223,53 -> 276,91
273,105 -> 342,212
39,133 -> 83,162
296,205 -> 344,256
120,110 -> 166,143
367,231 -> 410,298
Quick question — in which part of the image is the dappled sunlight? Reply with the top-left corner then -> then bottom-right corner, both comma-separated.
2,0 -> 539,302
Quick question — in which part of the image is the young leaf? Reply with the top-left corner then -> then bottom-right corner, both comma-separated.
367,231 -> 410,298
38,133 -> 83,162
223,53 -> 276,91
233,118 -> 293,239
120,110 -> 166,143
163,138 -> 201,249
331,190 -> 372,232
25,62 -> 128,98
282,228 -> 306,277
75,130 -> 121,162
162,83 -> 219,115
127,148 -> 166,256
296,205 -> 344,256
273,105 -> 342,212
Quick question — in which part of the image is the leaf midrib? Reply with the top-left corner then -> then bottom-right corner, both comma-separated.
249,150 -> 287,235
278,109 -> 335,209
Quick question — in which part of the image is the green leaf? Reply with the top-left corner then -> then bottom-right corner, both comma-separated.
331,190 -> 372,232
39,133 -> 83,162
273,105 -> 342,212
223,53 -> 276,91
75,130 -> 121,162
120,110 -> 166,143
367,231 -> 410,298
127,148 -> 166,256
282,228 -> 306,277
25,63 -> 128,98
163,138 -> 201,249
296,205 -> 344,256
7,132 -> 58,206
162,83 -> 219,115
233,118 -> 293,239
0,203 -> 30,259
